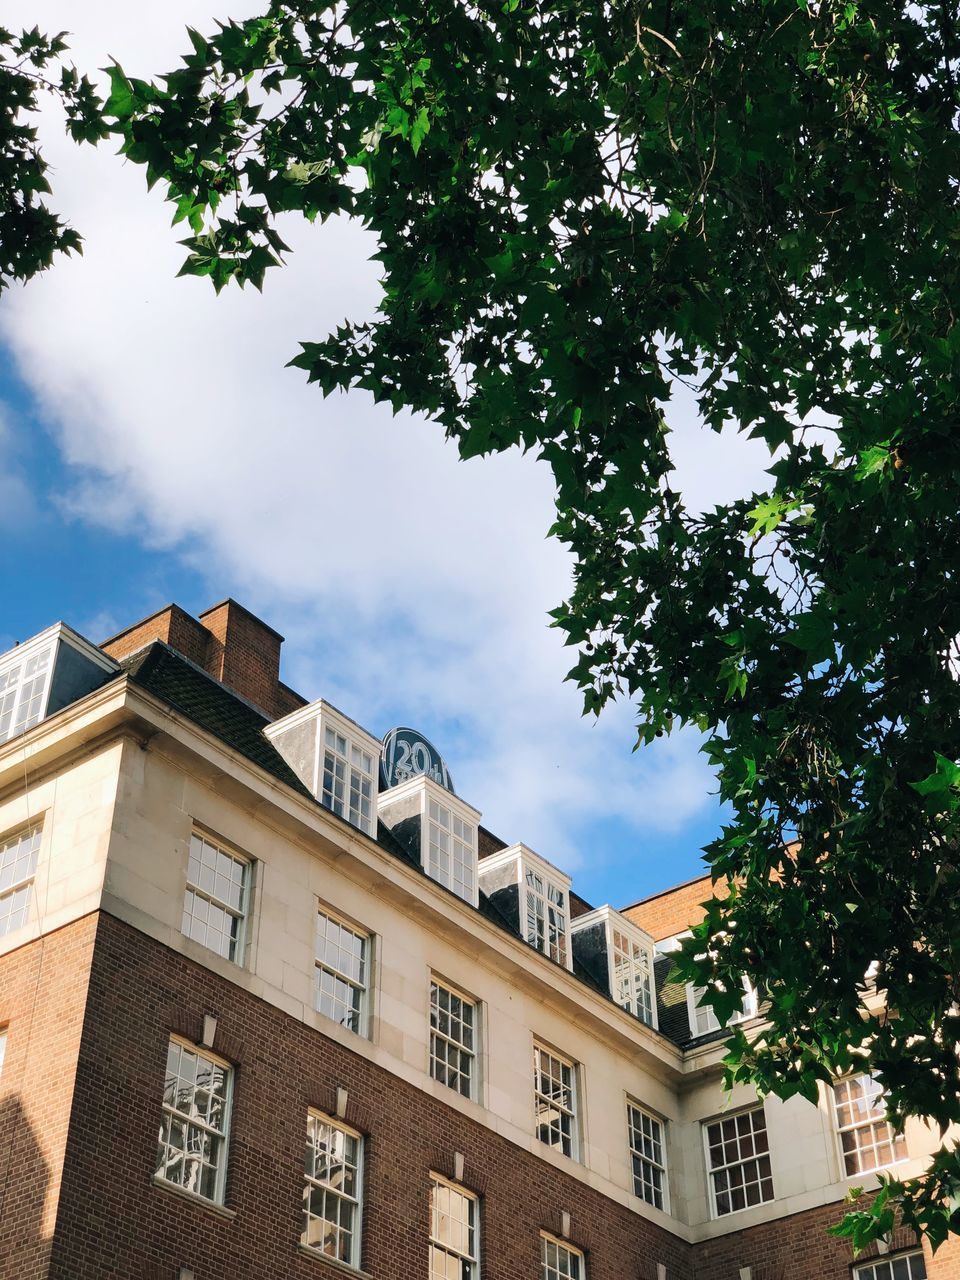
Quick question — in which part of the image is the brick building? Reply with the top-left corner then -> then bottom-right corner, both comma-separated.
0,598 -> 955,1280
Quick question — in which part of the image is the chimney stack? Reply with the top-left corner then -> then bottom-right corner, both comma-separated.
102,598 -> 305,719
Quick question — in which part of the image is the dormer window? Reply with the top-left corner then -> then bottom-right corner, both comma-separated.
266,699 -> 381,838
478,845 -> 574,971
378,776 -> 481,907
0,646 -> 53,741
570,907 -> 657,1027
427,796 -> 476,903
321,726 -> 375,833
687,977 -> 757,1037
0,623 -> 116,747
525,868 -> 568,967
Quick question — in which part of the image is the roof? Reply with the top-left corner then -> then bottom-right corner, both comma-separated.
121,642 -> 311,797
118,640 -> 695,1047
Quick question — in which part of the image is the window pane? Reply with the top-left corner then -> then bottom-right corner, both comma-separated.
534,1045 -> 577,1159
303,1113 -> 362,1266
430,981 -> 476,1098
182,834 -> 249,962
704,1107 -> 774,1217
628,1104 -> 666,1210
156,1039 -> 231,1204
540,1234 -> 583,1280
834,1074 -> 907,1176
430,1178 -> 477,1280
316,909 -> 369,1035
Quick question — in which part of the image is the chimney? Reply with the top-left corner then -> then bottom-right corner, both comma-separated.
198,599 -> 286,717
102,598 -> 306,720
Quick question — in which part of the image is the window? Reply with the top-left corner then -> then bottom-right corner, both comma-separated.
612,928 -> 654,1024
854,1253 -> 927,1280
540,1233 -> 584,1280
627,1103 -> 667,1211
0,1028 -> 6,1078
181,832 -> 250,962
687,978 -> 757,1038
525,870 -> 568,966
430,979 -> 477,1099
534,1043 -> 577,1159
0,646 -> 53,743
429,1176 -> 479,1280
315,907 -> 369,1034
833,1074 -> 907,1176
427,798 -> 476,904
0,826 -> 41,939
704,1107 -> 774,1216
302,1112 -> 363,1267
156,1038 -> 232,1203
321,726 -> 375,835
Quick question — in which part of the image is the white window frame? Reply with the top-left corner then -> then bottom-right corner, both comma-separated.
833,1073 -> 908,1178
525,868 -> 569,967
302,1110 -> 364,1268
686,976 -> 757,1038
627,1101 -> 669,1212
0,643 -> 54,744
378,775 -> 481,908
533,1041 -> 579,1161
429,1174 -> 479,1280
155,1036 -> 233,1204
477,844 -> 573,971
427,795 -> 477,905
703,1105 -> 775,1218
181,830 -> 251,964
0,825 -> 42,940
315,904 -> 371,1036
853,1251 -> 927,1280
540,1231 -> 585,1280
429,977 -> 478,1101
570,906 -> 657,1027
0,1027 -> 7,1078
320,721 -> 377,836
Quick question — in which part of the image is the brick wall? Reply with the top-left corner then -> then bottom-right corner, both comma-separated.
692,1197 -> 960,1280
623,876 -> 728,942
0,916 -> 98,1280
51,912 -> 692,1280
4,913 -> 951,1280
102,605 -> 211,670
102,600 -> 307,720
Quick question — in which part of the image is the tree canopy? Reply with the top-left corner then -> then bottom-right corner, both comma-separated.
0,25 -> 105,293
8,0 -> 960,1250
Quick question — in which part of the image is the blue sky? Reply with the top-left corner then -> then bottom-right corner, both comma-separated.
0,2 -> 774,912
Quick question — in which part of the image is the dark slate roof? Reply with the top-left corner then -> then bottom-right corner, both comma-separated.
121,643 -> 312,797
655,954 -> 692,1046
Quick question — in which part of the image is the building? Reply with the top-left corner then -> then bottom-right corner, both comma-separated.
0,597 -> 955,1280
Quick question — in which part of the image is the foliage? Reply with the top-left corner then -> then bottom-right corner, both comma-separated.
0,26 -> 107,293
106,0 -> 960,1249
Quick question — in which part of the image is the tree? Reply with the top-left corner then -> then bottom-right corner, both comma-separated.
0,26 -> 106,293
102,0 -> 960,1249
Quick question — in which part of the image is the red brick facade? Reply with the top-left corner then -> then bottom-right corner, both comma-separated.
2,912 -> 950,1280
623,876 -> 728,943
26,913 -> 691,1280
0,915 -> 98,1280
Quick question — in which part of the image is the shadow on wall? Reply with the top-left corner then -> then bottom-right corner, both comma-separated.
0,1093 -> 52,1279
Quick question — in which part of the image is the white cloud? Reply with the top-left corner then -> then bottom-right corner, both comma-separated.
2,1 -> 734,891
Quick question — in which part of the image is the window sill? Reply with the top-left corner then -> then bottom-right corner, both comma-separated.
297,1243 -> 371,1277
152,1174 -> 237,1220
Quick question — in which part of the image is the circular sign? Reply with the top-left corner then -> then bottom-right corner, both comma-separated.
380,727 -> 455,793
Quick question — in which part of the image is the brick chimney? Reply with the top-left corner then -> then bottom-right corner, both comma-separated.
101,599 -> 306,720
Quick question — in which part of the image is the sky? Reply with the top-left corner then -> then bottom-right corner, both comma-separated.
1,3 -> 775,910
